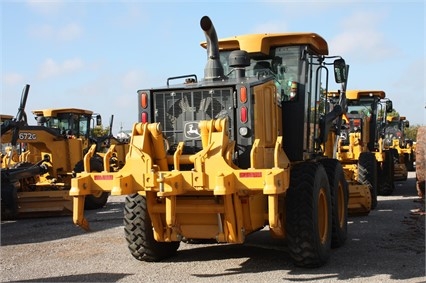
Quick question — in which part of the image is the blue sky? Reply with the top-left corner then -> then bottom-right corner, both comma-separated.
2,0 -> 425,135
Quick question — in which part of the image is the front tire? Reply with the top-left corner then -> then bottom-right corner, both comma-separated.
124,193 -> 180,262
1,180 -> 19,220
358,152 -> 378,209
286,162 -> 332,267
320,158 -> 348,248
404,152 -> 415,172
377,150 -> 395,196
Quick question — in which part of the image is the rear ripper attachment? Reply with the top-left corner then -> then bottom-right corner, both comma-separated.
71,119 -> 291,241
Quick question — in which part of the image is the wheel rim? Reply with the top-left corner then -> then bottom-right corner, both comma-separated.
318,187 -> 329,244
337,181 -> 345,228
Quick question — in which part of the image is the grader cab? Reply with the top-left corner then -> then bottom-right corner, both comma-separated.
1,85 -> 128,219
71,16 -> 371,267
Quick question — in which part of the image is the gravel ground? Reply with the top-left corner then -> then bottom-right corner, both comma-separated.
1,172 -> 424,283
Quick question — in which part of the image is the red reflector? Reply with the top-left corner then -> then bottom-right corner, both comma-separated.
141,92 -> 148,109
94,175 -> 113,180
141,112 -> 148,123
240,86 -> 247,103
240,172 -> 262,178
240,107 -> 248,123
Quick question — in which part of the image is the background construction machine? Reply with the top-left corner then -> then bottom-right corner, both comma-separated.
70,16 -> 372,267
1,85 -> 128,219
0,114 -> 14,128
328,90 -> 395,207
383,115 -> 414,180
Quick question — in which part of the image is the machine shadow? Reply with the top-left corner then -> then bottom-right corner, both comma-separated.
12,272 -> 132,282
1,198 -> 125,246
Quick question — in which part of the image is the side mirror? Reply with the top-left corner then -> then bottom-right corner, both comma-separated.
386,100 -> 393,112
405,120 -> 410,128
333,58 -> 347,83
96,114 -> 102,126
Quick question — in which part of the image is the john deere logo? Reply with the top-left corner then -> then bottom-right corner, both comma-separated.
184,121 -> 200,139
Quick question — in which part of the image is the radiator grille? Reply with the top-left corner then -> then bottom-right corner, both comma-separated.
153,88 -> 233,154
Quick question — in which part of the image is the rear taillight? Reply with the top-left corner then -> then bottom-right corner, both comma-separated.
240,106 -> 248,123
141,112 -> 148,123
239,86 -> 248,124
239,86 -> 247,103
141,92 -> 148,109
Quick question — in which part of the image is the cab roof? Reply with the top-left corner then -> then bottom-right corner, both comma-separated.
0,114 -> 14,122
346,90 -> 386,100
328,90 -> 386,100
201,33 -> 329,55
32,108 -> 93,117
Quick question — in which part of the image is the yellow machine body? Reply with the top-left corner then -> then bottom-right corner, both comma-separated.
1,108 -> 128,217
70,16 -> 371,267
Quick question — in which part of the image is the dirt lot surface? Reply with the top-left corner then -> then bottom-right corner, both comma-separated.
1,172 -> 424,283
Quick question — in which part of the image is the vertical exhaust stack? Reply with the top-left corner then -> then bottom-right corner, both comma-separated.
200,16 -> 224,80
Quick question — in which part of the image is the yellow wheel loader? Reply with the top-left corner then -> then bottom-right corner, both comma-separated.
383,115 -> 414,180
71,16 -> 371,267
1,85 -> 128,219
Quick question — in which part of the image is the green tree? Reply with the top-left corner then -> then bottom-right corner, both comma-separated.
405,124 -> 421,141
387,109 -> 400,118
378,108 -> 399,120
91,125 -> 110,138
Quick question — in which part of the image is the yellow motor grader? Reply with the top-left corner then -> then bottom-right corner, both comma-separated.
327,90 -> 396,206
383,115 -> 414,180
70,16 -> 372,267
1,85 -> 128,219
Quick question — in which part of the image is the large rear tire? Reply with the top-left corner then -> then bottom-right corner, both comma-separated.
404,152 -> 415,172
124,193 -> 180,262
358,152 -> 378,209
377,150 -> 395,196
0,180 -> 19,220
320,158 -> 348,248
286,162 -> 332,267
73,155 -> 109,210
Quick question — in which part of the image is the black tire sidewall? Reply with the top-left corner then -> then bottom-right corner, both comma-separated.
286,162 -> 332,267
358,152 -> 378,208
124,194 -> 180,262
